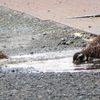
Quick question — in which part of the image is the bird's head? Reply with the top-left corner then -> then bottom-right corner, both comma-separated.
73,52 -> 87,64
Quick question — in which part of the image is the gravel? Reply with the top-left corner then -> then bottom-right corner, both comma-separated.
0,71 -> 100,100
0,6 -> 100,100
0,6 -> 91,56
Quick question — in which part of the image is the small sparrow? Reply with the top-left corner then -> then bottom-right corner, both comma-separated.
73,35 -> 100,64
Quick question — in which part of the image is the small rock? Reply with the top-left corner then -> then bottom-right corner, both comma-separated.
20,45 -> 23,48
12,70 -> 15,72
41,45 -> 45,48
86,36 -> 90,39
66,41 -> 71,45
27,3 -> 30,5
2,45 -> 6,48
70,40 -> 73,43
81,40 -> 85,43
47,10 -> 50,12
74,36 -> 81,39
61,41 -> 67,45
43,32 -> 48,35
88,26 -> 92,28
59,2 -> 62,4
89,34 -> 94,36
32,38 -> 34,40
58,38 -> 68,45
62,25 -> 67,30
67,29 -> 72,33
81,43 -> 87,47
60,38 -> 66,41
30,52 -> 34,54
3,2 -> 6,5
81,32 -> 86,35
70,35 -> 74,38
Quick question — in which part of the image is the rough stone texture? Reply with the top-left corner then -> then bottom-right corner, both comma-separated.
0,71 -> 100,100
0,6 -> 94,56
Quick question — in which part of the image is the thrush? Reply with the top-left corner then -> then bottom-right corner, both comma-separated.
73,35 -> 100,64
0,51 -> 8,59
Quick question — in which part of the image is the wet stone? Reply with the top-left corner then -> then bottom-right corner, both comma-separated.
11,70 -> 15,72
66,40 -> 73,45
86,36 -> 90,39
43,32 -> 47,35
70,40 -> 73,43
81,43 -> 87,47
88,26 -> 92,28
31,38 -> 34,40
60,38 -> 66,41
81,32 -> 86,35
58,38 -> 68,45
2,45 -> 6,48
74,36 -> 81,39
70,35 -> 74,38
81,40 -> 85,43
30,52 -> 34,54
47,10 -> 50,12
65,41 -> 70,45
41,45 -> 46,48
3,3 -> 6,5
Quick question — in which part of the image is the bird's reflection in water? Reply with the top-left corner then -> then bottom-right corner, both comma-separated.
74,59 -> 100,71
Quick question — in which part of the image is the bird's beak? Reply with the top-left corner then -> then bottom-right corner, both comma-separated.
73,60 -> 82,65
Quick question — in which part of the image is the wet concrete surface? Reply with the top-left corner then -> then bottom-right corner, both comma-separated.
0,50 -> 84,73
1,50 -> 100,73
0,0 -> 100,34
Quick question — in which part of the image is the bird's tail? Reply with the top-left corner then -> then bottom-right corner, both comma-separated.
0,51 -> 8,59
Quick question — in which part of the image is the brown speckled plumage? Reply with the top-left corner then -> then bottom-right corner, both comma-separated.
0,51 -> 8,59
73,36 -> 100,64
82,35 -> 100,58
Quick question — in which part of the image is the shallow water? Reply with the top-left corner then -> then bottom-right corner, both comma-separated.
1,49 -> 100,73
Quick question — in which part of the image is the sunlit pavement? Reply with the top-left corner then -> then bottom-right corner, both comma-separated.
0,0 -> 100,35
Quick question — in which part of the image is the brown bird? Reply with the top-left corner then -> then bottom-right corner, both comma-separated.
73,35 -> 100,64
0,51 -> 8,59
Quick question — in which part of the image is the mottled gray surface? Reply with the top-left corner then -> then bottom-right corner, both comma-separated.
0,6 -> 91,56
0,71 -> 100,100
0,6 -> 100,100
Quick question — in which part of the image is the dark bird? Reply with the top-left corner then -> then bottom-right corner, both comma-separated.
0,51 -> 8,59
73,35 -> 100,64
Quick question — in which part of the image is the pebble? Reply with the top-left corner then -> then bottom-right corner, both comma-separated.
31,38 -> 34,40
2,46 -> 6,48
81,32 -> 86,35
58,38 -> 68,45
66,41 -> 71,45
47,10 -> 50,12
0,72 -> 100,99
88,26 -> 92,28
81,43 -> 87,47
3,2 -> 6,5
30,52 -> 34,54
43,32 -> 47,35
74,36 -> 81,39
70,35 -> 74,38
60,38 -> 66,41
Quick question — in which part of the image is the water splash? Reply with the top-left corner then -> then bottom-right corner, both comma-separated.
1,49 -> 100,73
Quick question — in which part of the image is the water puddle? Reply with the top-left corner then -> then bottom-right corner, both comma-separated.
0,49 -> 100,73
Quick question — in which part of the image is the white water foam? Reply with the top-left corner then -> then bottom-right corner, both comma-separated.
1,49 -> 94,73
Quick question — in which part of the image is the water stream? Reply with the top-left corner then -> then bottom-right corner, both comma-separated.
1,49 -> 100,73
